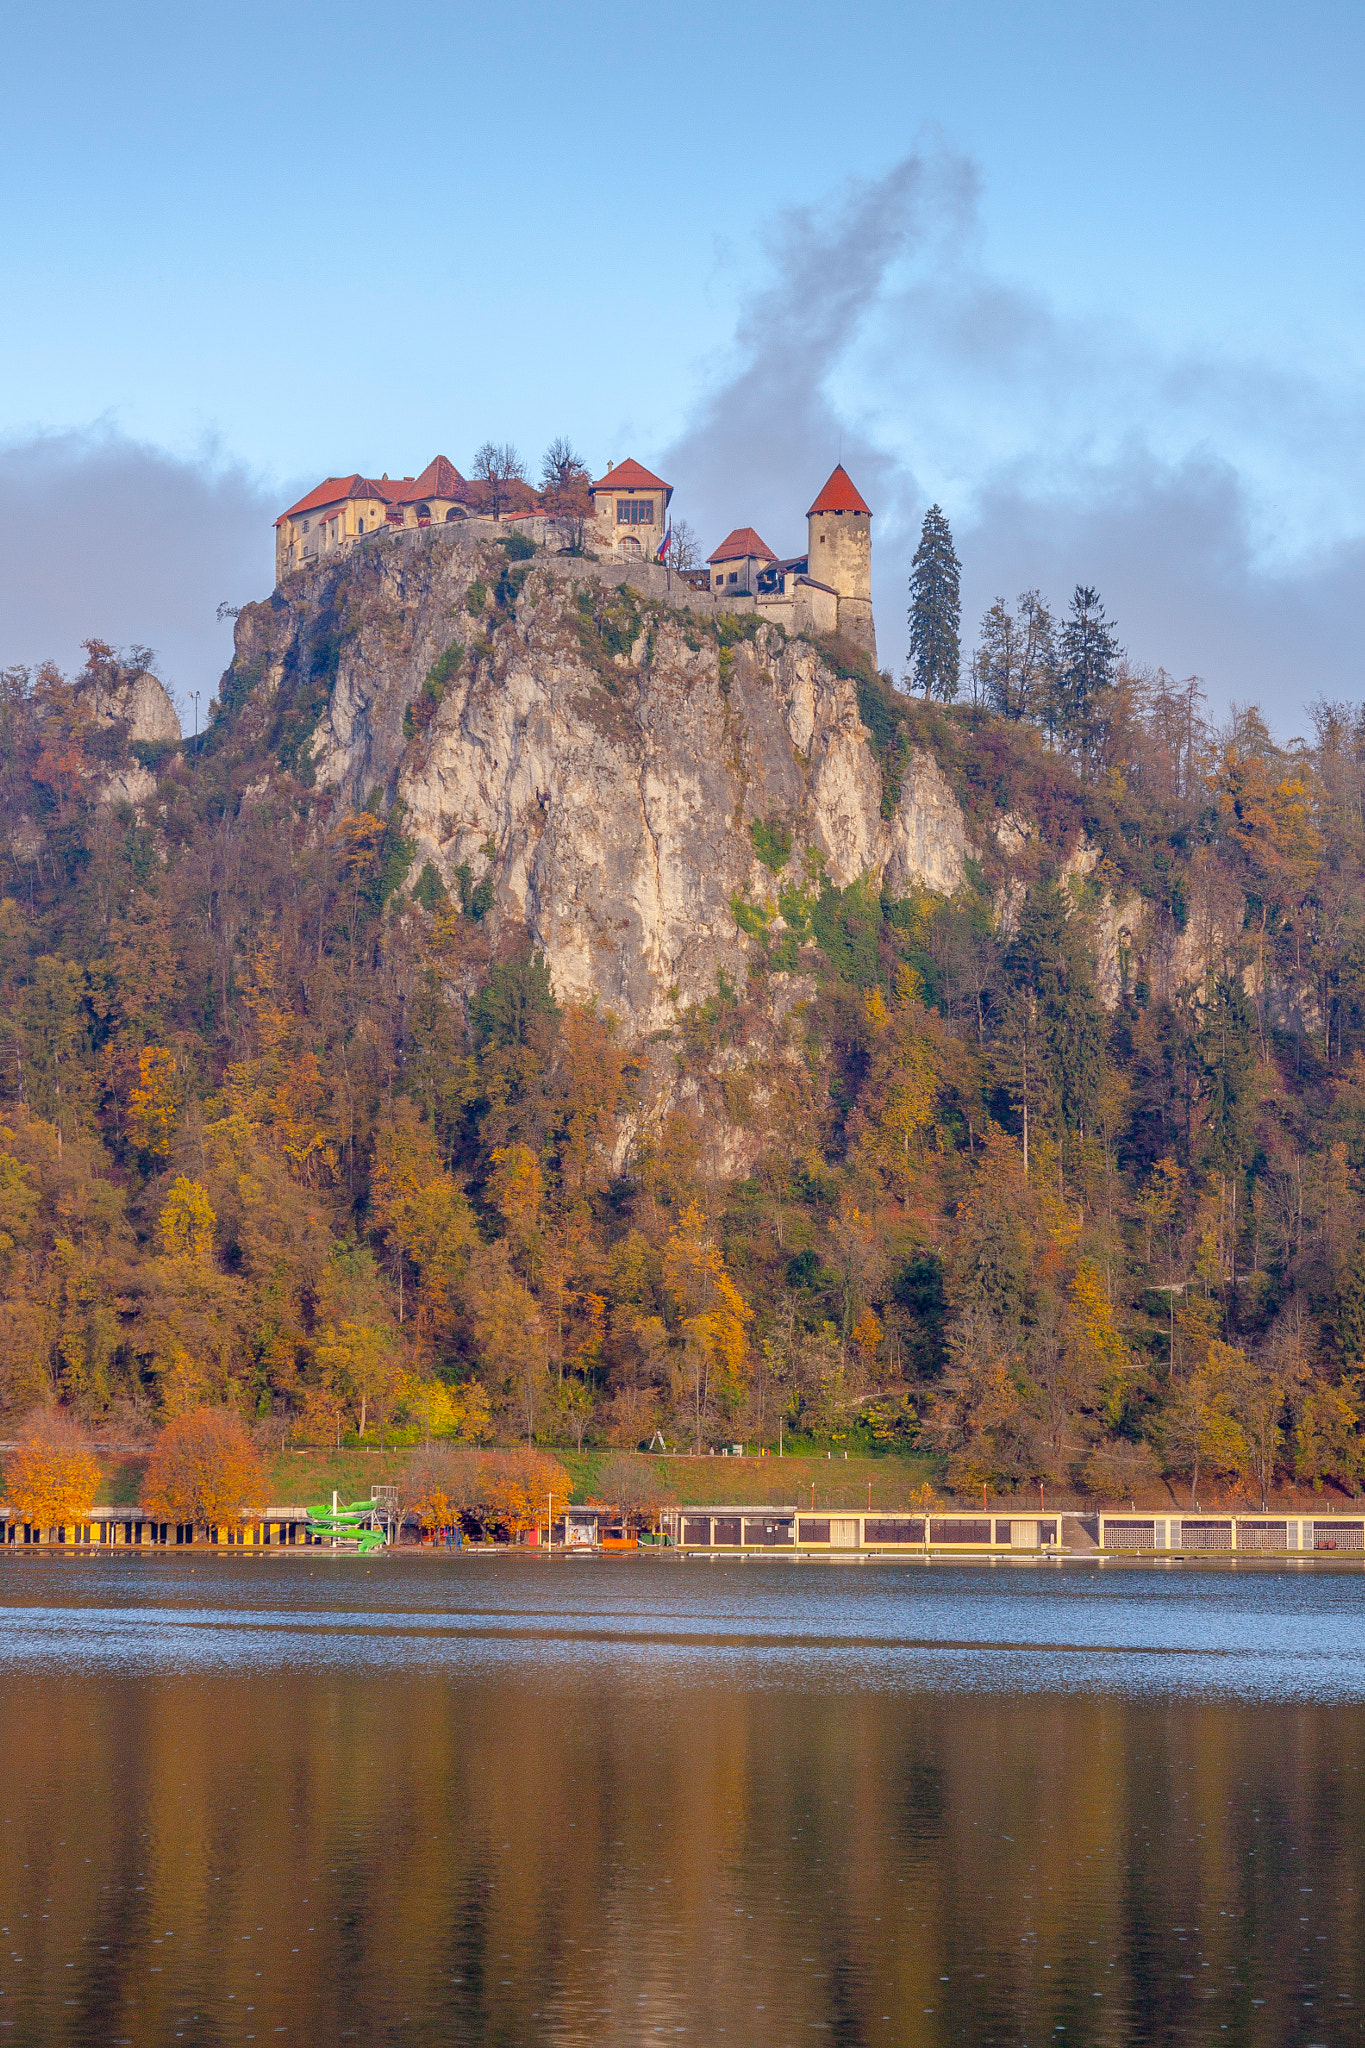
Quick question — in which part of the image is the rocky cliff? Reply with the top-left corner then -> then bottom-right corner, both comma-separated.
226,531 -> 973,1034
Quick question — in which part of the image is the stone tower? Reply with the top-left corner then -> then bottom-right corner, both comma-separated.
807,465 -> 875,662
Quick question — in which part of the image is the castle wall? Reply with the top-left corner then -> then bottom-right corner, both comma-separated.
807,507 -> 876,662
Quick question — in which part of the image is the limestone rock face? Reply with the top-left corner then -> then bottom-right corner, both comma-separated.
75,666 -> 182,809
228,534 -> 976,1033
86,670 -> 182,748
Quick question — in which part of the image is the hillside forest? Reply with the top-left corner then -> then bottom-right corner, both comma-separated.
3,610 -> 1365,1511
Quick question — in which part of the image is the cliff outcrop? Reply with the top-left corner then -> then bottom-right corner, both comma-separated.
226,533 -> 972,1035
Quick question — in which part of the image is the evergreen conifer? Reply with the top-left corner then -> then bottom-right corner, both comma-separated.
1054,585 -> 1120,769
907,505 -> 961,701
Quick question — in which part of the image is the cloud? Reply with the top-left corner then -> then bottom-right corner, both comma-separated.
0,426 -> 280,721
664,150 -> 1365,722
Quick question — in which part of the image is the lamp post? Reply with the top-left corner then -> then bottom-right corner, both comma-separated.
545,1495 -> 554,1555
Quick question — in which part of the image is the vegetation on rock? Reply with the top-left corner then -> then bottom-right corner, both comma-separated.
2,626 -> 1365,1512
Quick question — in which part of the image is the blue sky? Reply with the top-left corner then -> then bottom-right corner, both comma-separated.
2,0 -> 1363,725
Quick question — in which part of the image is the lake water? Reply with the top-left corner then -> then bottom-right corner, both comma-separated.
2,1553 -> 1364,2046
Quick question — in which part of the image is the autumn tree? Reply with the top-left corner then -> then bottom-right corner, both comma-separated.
160,1176 -> 216,1264
471,442 -> 528,521
663,1202 -> 752,1451
406,1443 -> 483,1534
141,1407 -> 266,1531
540,438 -> 592,552
3,1408 -> 99,1529
478,1448 -> 572,1538
127,1045 -> 181,1158
593,1451 -> 675,1531
314,1321 -> 404,1443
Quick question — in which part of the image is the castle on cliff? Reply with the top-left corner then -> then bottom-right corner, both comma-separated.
274,455 -> 875,659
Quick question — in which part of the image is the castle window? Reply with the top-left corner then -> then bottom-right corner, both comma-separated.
728,572 -> 737,585
303,519 -> 310,534
617,498 -> 654,525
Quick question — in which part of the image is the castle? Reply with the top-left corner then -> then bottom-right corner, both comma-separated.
274,455 -> 875,658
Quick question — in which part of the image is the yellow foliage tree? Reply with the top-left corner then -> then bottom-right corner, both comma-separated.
403,1376 -> 492,1444
313,1321 -> 404,1441
488,1142 -> 544,1263
479,1448 -> 572,1538
159,1176 -> 216,1264
851,1306 -> 883,1366
1067,1260 -> 1131,1422
3,1409 -> 99,1530
663,1201 -> 752,1451
127,1046 -> 180,1158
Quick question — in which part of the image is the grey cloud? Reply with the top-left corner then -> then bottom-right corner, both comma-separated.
962,453 -> 1365,719
664,150 -> 1365,720
0,426 -> 281,720
662,150 -> 973,559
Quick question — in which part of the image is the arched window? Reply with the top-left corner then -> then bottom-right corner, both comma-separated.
619,535 -> 641,558
445,507 -> 464,522
414,503 -> 432,524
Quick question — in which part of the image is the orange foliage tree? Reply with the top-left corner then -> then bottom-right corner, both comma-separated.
141,1407 -> 266,1530
3,1409 -> 100,1529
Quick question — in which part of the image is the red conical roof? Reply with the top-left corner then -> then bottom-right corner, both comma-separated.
807,464 -> 872,516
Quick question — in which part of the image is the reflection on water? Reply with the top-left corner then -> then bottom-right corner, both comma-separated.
1,1557 -> 1363,2046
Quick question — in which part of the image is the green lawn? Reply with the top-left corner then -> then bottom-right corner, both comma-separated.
84,1444 -> 943,1513
267,1446 -> 945,1511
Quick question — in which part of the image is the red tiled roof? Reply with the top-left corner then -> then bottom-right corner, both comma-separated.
807,464 -> 872,516
707,526 -> 776,565
590,457 -> 670,494
277,474 -> 375,525
394,455 -> 466,504
278,457 -> 471,525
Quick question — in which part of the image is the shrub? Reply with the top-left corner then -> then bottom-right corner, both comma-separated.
3,1409 -> 99,1528
411,861 -> 447,914
142,1408 -> 266,1531
750,817 -> 792,873
501,530 -> 536,560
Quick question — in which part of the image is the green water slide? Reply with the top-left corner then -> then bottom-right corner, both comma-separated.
305,1495 -> 389,1553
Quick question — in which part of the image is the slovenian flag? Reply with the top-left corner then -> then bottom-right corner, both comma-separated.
655,524 -> 671,561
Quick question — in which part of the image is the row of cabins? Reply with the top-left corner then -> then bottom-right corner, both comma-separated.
656,1507 -> 1365,1554
3,1511 -> 323,1548
13,1507 -> 1358,1555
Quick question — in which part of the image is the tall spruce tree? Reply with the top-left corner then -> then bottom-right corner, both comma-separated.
1002,883 -> 1107,1145
907,504 -> 961,701
1054,584 -> 1120,770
